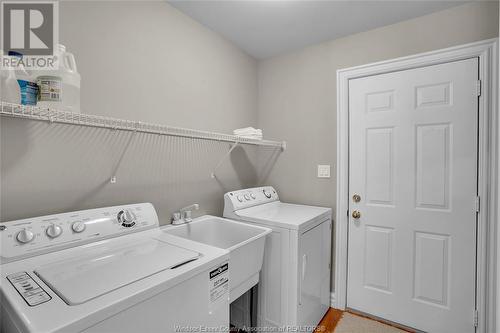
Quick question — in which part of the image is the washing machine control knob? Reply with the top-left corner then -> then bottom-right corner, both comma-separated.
117,210 -> 136,227
263,189 -> 272,199
72,222 -> 86,233
250,193 -> 256,199
237,195 -> 244,202
46,224 -> 62,238
244,194 -> 250,201
16,229 -> 34,244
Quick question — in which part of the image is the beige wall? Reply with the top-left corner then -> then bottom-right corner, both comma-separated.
257,1 -> 499,289
1,1 -> 261,223
1,0 -> 499,292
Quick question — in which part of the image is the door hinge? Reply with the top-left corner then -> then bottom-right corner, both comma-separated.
473,309 -> 479,327
475,196 -> 480,213
476,80 -> 481,97
347,210 -> 349,217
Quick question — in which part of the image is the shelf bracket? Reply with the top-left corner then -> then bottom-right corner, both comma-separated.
211,140 -> 239,179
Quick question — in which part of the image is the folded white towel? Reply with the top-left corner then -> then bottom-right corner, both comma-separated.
234,126 -> 258,132
235,132 -> 262,136
233,127 -> 263,136
233,127 -> 263,140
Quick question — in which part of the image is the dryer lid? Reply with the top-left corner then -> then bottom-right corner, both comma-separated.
34,238 -> 200,305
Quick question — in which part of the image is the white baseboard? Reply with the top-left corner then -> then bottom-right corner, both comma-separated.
330,292 -> 336,308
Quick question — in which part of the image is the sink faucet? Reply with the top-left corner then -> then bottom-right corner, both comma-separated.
172,204 -> 199,225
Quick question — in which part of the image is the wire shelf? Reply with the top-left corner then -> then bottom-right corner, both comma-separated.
0,101 -> 286,150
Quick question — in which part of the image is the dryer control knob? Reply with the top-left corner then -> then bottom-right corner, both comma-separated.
250,193 -> 256,199
263,189 -> 272,199
46,224 -> 62,238
16,229 -> 34,244
244,194 -> 250,201
72,222 -> 86,233
237,195 -> 244,202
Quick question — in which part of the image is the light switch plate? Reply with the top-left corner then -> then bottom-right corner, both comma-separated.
317,165 -> 331,178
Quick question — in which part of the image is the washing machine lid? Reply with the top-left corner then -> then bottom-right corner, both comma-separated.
234,201 -> 331,231
34,238 -> 200,305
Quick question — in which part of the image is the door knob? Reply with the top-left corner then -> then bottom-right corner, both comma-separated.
352,194 -> 361,203
352,210 -> 361,219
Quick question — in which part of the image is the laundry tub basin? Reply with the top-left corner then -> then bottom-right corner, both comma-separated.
164,215 -> 271,302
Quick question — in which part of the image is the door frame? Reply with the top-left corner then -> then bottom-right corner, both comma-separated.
334,38 -> 498,333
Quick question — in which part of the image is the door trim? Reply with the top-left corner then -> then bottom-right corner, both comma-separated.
334,38 -> 498,333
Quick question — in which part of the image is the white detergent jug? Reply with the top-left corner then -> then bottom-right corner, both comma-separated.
0,51 -> 21,104
4,51 -> 39,105
1,67 -> 21,104
36,45 -> 81,113
59,45 -> 81,113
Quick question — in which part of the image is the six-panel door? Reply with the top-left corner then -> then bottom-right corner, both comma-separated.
347,58 -> 479,332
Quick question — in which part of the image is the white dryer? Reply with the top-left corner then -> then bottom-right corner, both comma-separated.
223,187 -> 331,329
0,203 -> 230,333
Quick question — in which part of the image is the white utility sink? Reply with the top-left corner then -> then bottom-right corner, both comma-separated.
164,215 -> 271,302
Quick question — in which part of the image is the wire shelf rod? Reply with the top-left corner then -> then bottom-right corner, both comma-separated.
0,101 -> 286,150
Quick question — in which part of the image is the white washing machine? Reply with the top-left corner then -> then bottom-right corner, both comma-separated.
224,187 -> 331,329
0,203 -> 230,333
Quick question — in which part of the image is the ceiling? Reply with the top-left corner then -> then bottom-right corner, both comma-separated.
169,1 -> 468,59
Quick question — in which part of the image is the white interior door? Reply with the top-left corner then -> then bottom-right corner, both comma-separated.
347,58 -> 479,333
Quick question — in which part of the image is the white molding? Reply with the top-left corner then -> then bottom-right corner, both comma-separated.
497,25 -> 500,333
330,292 -> 336,308
334,38 -> 499,333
